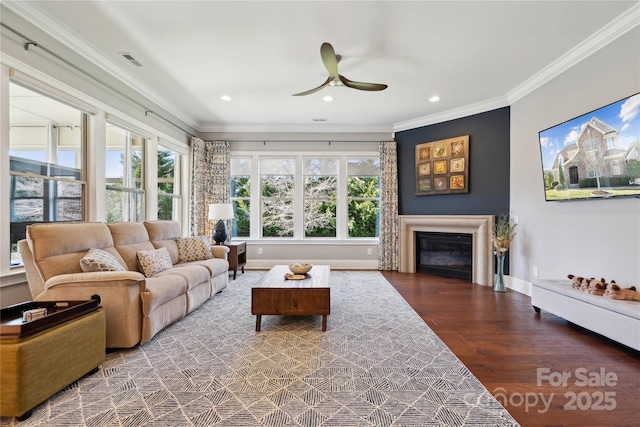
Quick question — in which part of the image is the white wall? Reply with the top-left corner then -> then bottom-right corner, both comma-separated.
510,27 -> 640,289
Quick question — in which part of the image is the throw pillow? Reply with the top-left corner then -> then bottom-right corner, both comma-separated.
175,236 -> 212,263
137,247 -> 173,277
80,248 -> 125,272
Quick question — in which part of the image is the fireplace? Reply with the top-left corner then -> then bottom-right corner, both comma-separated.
398,215 -> 494,286
416,232 -> 472,280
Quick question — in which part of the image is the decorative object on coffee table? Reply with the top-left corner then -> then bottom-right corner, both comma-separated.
208,203 -> 234,245
289,263 -> 312,274
492,213 -> 517,292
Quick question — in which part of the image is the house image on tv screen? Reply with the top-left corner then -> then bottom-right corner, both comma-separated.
552,117 -> 639,187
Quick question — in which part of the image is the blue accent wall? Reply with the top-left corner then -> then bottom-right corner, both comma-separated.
396,106 -> 510,217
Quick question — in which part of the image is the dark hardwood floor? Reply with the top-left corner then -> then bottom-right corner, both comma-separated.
382,271 -> 639,427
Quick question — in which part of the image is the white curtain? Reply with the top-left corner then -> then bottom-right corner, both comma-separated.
189,138 -> 230,237
378,140 -> 398,270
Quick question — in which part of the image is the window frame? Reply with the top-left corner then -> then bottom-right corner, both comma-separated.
7,81 -> 89,267
105,123 -> 146,223
231,151 -> 380,241
157,145 -> 182,221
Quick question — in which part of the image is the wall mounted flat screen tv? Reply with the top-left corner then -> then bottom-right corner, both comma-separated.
538,93 -> 640,201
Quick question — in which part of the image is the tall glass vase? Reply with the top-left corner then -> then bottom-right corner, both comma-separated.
494,252 -> 506,292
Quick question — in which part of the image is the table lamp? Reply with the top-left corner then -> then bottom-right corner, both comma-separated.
208,203 -> 234,245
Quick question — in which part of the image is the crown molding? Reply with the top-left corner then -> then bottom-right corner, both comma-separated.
2,0 -> 199,131
507,3 -> 640,104
198,123 -> 394,134
393,96 -> 509,133
394,3 -> 640,133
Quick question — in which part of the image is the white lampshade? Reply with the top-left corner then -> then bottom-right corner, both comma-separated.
208,203 -> 235,220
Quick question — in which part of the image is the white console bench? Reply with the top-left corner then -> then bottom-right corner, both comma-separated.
532,279 -> 640,351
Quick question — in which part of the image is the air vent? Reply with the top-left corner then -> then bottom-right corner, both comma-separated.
118,52 -> 142,67
312,118 -> 328,122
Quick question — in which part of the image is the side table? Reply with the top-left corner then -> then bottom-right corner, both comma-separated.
224,241 -> 246,279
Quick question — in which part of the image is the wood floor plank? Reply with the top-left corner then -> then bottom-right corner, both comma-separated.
382,271 -> 639,427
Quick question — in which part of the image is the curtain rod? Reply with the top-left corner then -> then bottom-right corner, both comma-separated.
1,22 -> 196,139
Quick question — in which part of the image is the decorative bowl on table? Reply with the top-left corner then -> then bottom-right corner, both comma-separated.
289,263 -> 312,274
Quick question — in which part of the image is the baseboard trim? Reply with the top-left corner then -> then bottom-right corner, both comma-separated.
246,259 -> 379,270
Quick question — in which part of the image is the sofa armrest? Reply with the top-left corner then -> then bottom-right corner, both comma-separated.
38,271 -> 146,348
44,271 -> 145,290
210,245 -> 230,260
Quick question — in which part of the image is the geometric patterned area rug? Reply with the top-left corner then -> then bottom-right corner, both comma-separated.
3,270 -> 519,426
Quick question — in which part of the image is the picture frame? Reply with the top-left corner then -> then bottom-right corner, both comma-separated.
415,135 -> 469,195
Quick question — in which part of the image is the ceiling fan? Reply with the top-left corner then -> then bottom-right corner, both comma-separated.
292,42 -> 388,96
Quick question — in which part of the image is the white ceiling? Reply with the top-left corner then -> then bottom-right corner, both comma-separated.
5,1 -> 639,134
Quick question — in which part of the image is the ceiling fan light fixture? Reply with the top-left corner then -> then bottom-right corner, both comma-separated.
292,42 -> 387,96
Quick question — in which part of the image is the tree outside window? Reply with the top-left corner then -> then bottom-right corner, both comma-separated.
347,158 -> 380,238
304,158 -> 337,238
231,157 -> 251,237
157,147 -> 180,221
260,158 -> 295,237
105,125 -> 144,222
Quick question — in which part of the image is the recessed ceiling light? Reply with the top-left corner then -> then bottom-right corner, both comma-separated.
221,95 -> 231,101
429,95 -> 440,103
323,95 -> 333,102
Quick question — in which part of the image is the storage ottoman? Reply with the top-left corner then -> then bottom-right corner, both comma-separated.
0,309 -> 106,419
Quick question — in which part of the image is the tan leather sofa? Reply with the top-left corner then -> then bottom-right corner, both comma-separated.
18,220 -> 229,348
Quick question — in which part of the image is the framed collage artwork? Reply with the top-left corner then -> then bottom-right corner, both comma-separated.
415,135 -> 469,195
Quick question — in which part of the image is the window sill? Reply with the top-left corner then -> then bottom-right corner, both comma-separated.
1,268 -> 27,288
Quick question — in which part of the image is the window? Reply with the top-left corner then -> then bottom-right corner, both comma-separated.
260,158 -> 295,237
584,138 -> 598,151
105,124 -> 145,222
231,153 -> 380,240
230,157 -> 251,238
157,146 -> 181,220
9,83 -> 86,266
304,158 -> 337,237
347,158 -> 380,238
611,159 -> 622,176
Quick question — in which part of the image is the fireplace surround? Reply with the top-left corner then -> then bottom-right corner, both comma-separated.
399,215 -> 494,286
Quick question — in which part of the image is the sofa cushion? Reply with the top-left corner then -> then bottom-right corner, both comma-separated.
27,222 -> 119,282
187,258 -> 230,277
144,220 -> 182,265
141,275 -> 187,315
137,247 -> 173,277
108,222 -> 156,271
80,248 -> 126,272
175,236 -> 211,263
154,264 -> 211,291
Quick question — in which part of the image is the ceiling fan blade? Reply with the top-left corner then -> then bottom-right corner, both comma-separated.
292,76 -> 333,96
320,42 -> 339,78
338,75 -> 388,91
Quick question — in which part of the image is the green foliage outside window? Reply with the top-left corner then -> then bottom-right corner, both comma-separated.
348,176 -> 380,237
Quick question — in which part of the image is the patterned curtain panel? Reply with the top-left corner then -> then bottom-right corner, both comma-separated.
378,140 -> 399,270
190,138 -> 230,237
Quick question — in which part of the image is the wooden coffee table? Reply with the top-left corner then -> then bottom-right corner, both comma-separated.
251,265 -> 330,331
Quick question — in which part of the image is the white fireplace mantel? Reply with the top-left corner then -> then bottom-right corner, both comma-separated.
398,215 -> 495,286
